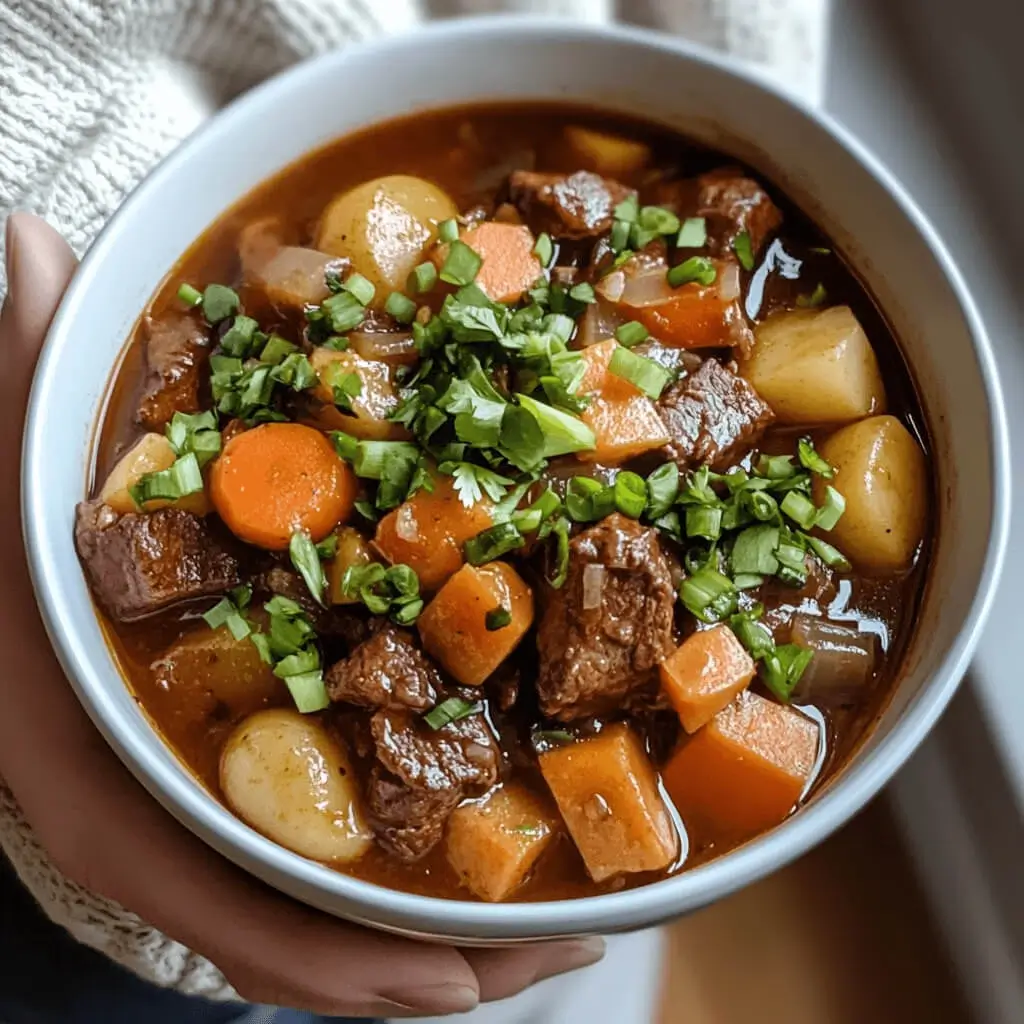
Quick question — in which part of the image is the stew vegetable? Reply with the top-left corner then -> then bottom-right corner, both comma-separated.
76,104 -> 931,902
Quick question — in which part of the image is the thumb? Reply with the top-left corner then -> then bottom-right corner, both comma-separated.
1,213 -> 79,411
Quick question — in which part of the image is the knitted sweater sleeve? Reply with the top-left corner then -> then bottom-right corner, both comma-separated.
0,0 -> 825,995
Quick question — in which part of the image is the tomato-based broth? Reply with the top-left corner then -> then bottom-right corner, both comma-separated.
79,103 -> 931,903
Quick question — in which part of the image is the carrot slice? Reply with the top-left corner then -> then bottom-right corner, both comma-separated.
659,624 -> 756,733
662,690 -> 820,839
452,222 -> 542,304
210,422 -> 355,550
418,562 -> 534,686
373,476 -> 494,590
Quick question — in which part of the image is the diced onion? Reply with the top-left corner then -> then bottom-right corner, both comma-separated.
395,504 -> 419,542
789,614 -> 878,705
596,270 -> 625,302
717,261 -> 741,301
582,563 -> 606,610
577,300 -> 623,348
348,330 -> 417,366
619,267 -> 675,308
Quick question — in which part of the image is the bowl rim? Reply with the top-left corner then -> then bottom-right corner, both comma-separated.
22,15 -> 1011,940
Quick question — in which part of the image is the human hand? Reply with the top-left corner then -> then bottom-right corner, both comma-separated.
0,213 -> 604,1018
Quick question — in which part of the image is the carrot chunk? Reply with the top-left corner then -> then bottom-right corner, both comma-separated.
446,784 -> 560,902
442,222 -> 542,304
628,285 -> 738,349
418,562 -> 534,686
373,477 -> 493,590
210,423 -> 355,550
662,690 -> 820,839
575,340 -> 669,463
539,724 -> 679,882
659,624 -> 756,733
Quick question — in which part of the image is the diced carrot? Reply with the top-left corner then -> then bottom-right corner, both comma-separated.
662,690 -> 820,839
579,393 -> 670,464
439,222 -> 542,304
325,526 -> 377,605
659,625 -> 756,733
539,724 -> 679,882
307,347 -> 409,441
626,285 -> 736,349
210,423 -> 356,550
373,477 -> 494,590
446,784 -> 560,902
576,340 -> 670,463
418,562 -> 534,685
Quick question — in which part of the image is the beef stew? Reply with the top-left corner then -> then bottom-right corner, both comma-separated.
77,103 -> 932,903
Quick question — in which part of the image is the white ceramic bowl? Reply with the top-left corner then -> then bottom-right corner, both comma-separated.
22,17 -> 1010,943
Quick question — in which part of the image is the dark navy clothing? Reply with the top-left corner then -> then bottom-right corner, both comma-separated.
0,854 -> 375,1024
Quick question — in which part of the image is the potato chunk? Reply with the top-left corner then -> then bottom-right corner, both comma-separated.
816,415 -> 928,573
326,526 -> 377,605
742,306 -> 886,424
539,724 -> 679,882
99,433 -> 209,516
316,175 -> 458,297
446,785 -> 560,902
307,347 -> 408,441
220,709 -> 372,864
418,562 -> 534,686
662,691 -> 820,839
563,125 -> 651,177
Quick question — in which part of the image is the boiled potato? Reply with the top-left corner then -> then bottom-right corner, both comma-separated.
562,125 -> 651,177
816,415 -> 927,574
152,624 -> 283,722
220,709 -> 372,864
742,306 -> 886,424
307,347 -> 408,440
99,433 -> 209,516
316,175 -> 458,298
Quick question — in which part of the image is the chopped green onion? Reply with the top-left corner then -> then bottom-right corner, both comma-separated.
667,256 -> 717,288
614,320 -> 649,347
202,596 -> 251,641
781,490 -> 818,530
775,538 -> 809,587
614,195 -> 639,223
315,534 -> 338,560
329,430 -> 359,462
129,452 -> 204,507
385,291 -> 417,324
342,562 -> 422,623
201,283 -> 240,324
637,205 -> 681,237
464,522 -> 526,565
805,534 -> 852,571
733,573 -> 765,590
259,334 -> 297,366
486,606 -> 513,631
609,219 -> 631,253
731,524 -> 780,575
351,441 -> 419,480
676,217 -> 707,248
814,486 -> 846,531
645,462 -> 680,519
515,393 -> 596,458
440,239 -> 483,286
797,437 -> 835,479
409,261 -> 438,294
614,471 -> 647,519
327,369 -> 363,412
608,347 -> 670,400
743,489 -> 779,523
177,282 -> 203,307
762,644 -> 814,702
568,282 -> 596,305
679,567 -> 737,624
165,411 -> 221,467
732,231 -> 755,271
565,477 -> 615,523
729,612 -> 774,660
796,283 -> 828,308
686,504 -> 723,541
533,232 -> 554,268
289,530 -> 326,607
548,516 -> 571,589
219,315 -> 259,357
282,671 -> 330,714
438,218 -> 459,244
756,454 -> 797,480
320,291 -> 366,333
342,272 -> 375,307
424,697 -> 479,730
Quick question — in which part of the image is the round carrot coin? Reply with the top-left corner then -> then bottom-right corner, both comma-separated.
210,422 -> 355,550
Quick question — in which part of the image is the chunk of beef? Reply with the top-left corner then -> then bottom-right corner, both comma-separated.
509,170 -> 633,240
536,514 -> 676,721
366,707 -> 501,860
696,168 -> 782,256
136,312 -> 209,430
75,501 -> 240,622
658,359 -> 774,471
326,625 -> 439,711
650,168 -> 781,257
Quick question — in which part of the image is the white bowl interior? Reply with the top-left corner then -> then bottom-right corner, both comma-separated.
23,19 -> 1008,942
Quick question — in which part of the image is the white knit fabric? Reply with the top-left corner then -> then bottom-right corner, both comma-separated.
0,0 -> 827,1002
